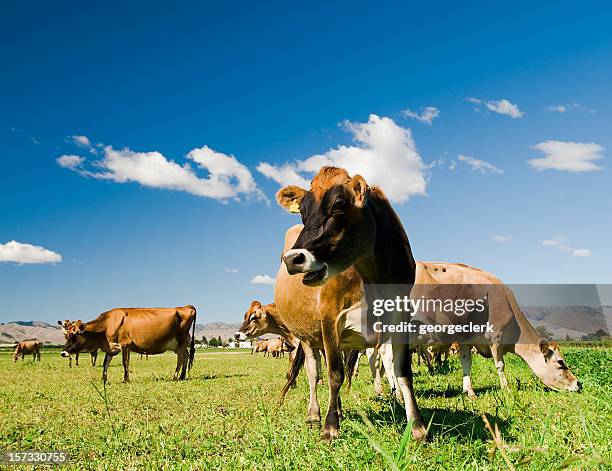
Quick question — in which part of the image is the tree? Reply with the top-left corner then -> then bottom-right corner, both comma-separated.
565,334 -> 572,342
208,337 -> 219,347
201,335 -> 208,346
535,325 -> 554,341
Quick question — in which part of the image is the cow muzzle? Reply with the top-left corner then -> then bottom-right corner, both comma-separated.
234,331 -> 247,341
282,249 -> 328,285
60,351 -> 70,357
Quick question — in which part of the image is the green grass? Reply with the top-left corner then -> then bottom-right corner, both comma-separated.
1,347 -> 610,470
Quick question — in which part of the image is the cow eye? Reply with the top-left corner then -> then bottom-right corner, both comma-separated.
249,315 -> 256,322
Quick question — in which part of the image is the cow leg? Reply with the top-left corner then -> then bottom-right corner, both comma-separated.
490,344 -> 509,389
121,346 -> 131,382
91,351 -> 98,367
367,348 -> 383,396
381,344 -> 402,403
302,343 -> 321,424
314,348 -> 323,385
68,355 -> 73,368
75,352 -> 79,367
179,343 -> 189,380
174,344 -> 187,380
393,343 -> 427,440
102,353 -> 114,383
321,320 -> 344,441
460,344 -> 477,399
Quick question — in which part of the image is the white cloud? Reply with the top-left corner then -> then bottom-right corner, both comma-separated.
71,135 -> 91,147
58,142 -> 266,203
448,160 -> 457,171
224,268 -> 239,273
547,103 -> 594,114
0,241 -> 62,265
257,114 -> 428,204
492,235 -> 512,243
401,106 -> 439,125
458,154 -> 503,175
250,274 -> 275,285
542,237 -> 592,257
57,155 -> 85,169
528,140 -> 604,172
467,97 -> 524,118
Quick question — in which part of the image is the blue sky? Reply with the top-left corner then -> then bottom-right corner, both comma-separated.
1,1 -> 611,323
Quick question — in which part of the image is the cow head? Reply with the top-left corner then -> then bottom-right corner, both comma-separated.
12,348 -> 19,362
277,167 -> 376,286
530,339 -> 581,392
60,320 -> 87,357
235,301 -> 271,340
57,320 -> 71,335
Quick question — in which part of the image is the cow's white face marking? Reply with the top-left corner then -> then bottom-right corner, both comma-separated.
60,351 -> 70,357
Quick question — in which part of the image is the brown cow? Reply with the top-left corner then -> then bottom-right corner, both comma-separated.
267,338 -> 284,358
235,300 -> 324,403
252,339 -> 269,355
58,320 -> 98,367
278,167 -> 427,440
13,340 -> 42,362
60,305 -> 197,383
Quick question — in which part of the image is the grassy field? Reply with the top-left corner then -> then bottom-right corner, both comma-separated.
1,347 -> 610,470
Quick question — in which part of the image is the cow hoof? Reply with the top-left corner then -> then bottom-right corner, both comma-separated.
411,423 -> 428,441
321,427 -> 338,442
465,391 -> 477,400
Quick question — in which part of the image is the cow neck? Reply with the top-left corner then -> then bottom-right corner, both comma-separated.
355,189 -> 416,288
267,310 -> 294,340
84,315 -> 107,335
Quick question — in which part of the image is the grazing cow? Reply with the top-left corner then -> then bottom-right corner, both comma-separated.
60,305 -> 197,383
278,167 -> 427,440
13,341 -> 42,362
412,262 -> 581,398
58,320 -> 98,367
252,339 -> 270,355
267,338 -> 284,358
361,262 -> 581,399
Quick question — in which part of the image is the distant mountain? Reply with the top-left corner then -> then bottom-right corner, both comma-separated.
0,320 -> 249,345
522,305 -> 609,339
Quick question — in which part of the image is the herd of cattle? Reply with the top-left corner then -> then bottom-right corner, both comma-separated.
10,166 -> 581,442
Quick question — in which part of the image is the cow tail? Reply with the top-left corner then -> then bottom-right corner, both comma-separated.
188,306 -> 196,371
344,349 -> 360,392
279,342 -> 304,405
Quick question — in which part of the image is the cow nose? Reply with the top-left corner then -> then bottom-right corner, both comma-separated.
577,381 -> 583,392
283,249 -> 311,274
234,332 -> 240,340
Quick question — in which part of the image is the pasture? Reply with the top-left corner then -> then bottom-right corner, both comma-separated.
1,347 -> 610,470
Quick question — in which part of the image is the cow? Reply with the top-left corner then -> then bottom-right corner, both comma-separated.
60,305 -> 197,383
277,167 -> 427,440
412,261 -> 581,398
58,320 -> 98,367
365,262 -> 581,399
267,338 -> 284,358
13,340 -> 42,362
252,339 -> 270,355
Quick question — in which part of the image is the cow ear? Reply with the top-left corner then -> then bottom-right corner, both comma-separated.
75,320 -> 86,333
538,338 -> 549,355
349,174 -> 369,208
250,300 -> 262,309
276,186 -> 307,213
549,341 -> 559,351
